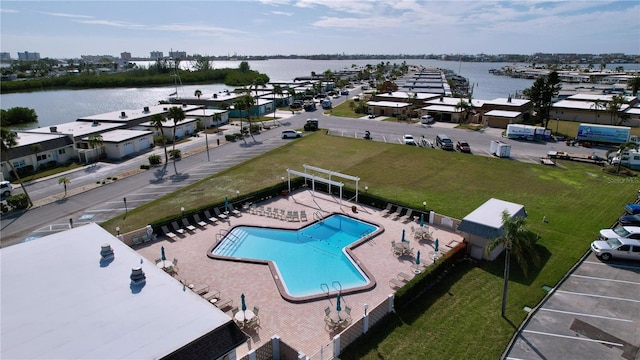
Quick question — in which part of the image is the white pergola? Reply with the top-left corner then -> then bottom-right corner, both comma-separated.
284,164 -> 361,204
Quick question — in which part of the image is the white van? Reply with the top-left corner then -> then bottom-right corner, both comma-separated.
1,181 -> 13,197
420,115 -> 435,124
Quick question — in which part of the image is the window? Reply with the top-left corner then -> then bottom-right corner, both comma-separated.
632,246 -> 640,253
36,154 -> 47,161
58,149 -> 66,155
12,159 -> 26,168
618,245 -> 630,251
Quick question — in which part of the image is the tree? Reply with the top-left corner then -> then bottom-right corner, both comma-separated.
628,77 -> 640,96
606,94 -> 627,125
0,107 -> 38,126
150,114 -> 168,164
58,177 -> 70,197
30,144 -> 43,171
0,128 -> 33,207
272,84 -> 283,117
88,134 -> 103,162
590,99 -> 606,123
167,106 -> 186,155
194,89 -> 202,99
522,70 -> 561,129
485,210 -> 539,317
238,61 -> 250,72
455,100 -> 472,124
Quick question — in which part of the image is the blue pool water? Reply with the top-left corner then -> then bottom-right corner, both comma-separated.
212,214 -> 378,298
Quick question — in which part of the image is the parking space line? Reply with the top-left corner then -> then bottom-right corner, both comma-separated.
540,308 -> 633,322
583,260 -> 640,270
522,330 -> 624,347
105,199 -> 154,204
571,274 -> 640,286
556,290 -> 640,303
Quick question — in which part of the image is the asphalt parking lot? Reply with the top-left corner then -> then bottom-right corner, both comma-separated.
505,252 -> 640,360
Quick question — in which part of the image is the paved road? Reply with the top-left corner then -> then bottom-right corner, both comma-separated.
0,89 -> 614,247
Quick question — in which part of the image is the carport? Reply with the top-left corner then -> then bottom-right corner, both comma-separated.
456,198 -> 526,260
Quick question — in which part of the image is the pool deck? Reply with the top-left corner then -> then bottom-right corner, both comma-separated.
136,190 -> 464,357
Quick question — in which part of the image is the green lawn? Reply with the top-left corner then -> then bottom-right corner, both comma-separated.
101,131 -> 637,359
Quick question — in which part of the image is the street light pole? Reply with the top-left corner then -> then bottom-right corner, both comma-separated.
123,197 -> 128,218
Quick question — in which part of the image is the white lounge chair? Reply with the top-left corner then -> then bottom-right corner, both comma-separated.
399,208 -> 413,222
380,203 -> 393,216
390,207 -> 404,219
131,235 -> 142,246
398,272 -> 413,282
292,211 -> 300,222
141,233 -> 152,243
171,221 -> 185,234
193,214 -> 207,227
300,210 -> 308,222
390,278 -> 405,289
214,207 -> 228,220
181,218 -> 196,231
264,207 -> 272,217
161,225 -> 177,239
203,210 -> 219,224
228,203 -> 242,217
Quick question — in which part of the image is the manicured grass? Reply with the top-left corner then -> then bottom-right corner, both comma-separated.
329,100 -> 363,118
101,131 -> 637,358
19,162 -> 84,183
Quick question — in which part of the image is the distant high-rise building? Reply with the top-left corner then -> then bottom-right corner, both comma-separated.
17,51 -> 41,61
169,50 -> 187,60
0,52 -> 11,61
150,51 -> 163,59
120,52 -> 132,60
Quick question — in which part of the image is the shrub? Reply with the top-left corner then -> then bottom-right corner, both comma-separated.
169,149 -> 182,159
233,132 -> 243,140
148,154 -> 162,165
7,193 -> 29,210
225,134 -> 236,141
140,164 -> 150,170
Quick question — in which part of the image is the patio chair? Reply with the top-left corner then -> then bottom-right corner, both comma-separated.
324,307 -> 331,317
203,210 -> 219,225
228,204 -> 242,217
141,233 -> 152,243
214,207 -> 228,220
193,214 -> 208,227
399,208 -> 413,222
300,210 -> 308,222
325,315 -> 338,331
155,258 -> 162,264
231,306 -> 239,317
181,218 -> 196,231
391,241 -> 403,256
256,206 -> 264,216
204,290 -> 221,302
278,209 -> 286,220
253,306 -> 260,316
380,203 -> 393,216
249,204 -> 257,214
246,316 -> 260,331
345,306 -> 352,317
215,297 -> 233,310
161,225 -> 177,239
264,207 -> 272,217
398,272 -> 413,282
292,211 -> 300,221
172,258 -> 179,273
171,221 -> 185,235
191,284 -> 209,295
242,202 -> 251,212
286,211 -> 294,221
389,278 -> 405,289
131,235 -> 142,246
390,207 -> 404,220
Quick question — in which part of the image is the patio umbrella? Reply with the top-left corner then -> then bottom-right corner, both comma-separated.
161,246 -> 166,261
401,229 -> 406,242
434,238 -> 439,252
224,196 -> 229,212
241,293 -> 247,312
336,294 -> 342,312
416,250 -> 421,265
420,214 -> 424,227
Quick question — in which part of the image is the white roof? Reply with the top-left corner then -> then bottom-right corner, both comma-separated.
79,104 -> 202,123
422,104 -> 460,113
83,129 -> 152,143
365,101 -> 411,108
567,94 -> 635,102
0,223 -> 232,359
26,121 -> 125,138
484,98 -> 531,107
185,109 -> 228,117
484,110 -> 521,118
457,198 -> 526,239
553,100 -> 630,111
138,117 -> 200,128
10,131 -> 69,147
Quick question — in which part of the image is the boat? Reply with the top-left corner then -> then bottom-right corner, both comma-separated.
609,149 -> 640,170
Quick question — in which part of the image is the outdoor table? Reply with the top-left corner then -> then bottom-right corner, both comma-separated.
235,310 -> 255,323
156,260 -> 173,270
329,310 -> 348,323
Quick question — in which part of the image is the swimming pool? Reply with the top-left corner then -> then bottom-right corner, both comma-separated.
210,214 -> 380,301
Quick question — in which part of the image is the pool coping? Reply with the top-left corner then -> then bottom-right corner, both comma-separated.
207,212 -> 384,303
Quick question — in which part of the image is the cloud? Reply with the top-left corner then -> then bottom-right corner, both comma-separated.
270,10 -> 294,16
43,12 -> 94,19
0,8 -> 19,13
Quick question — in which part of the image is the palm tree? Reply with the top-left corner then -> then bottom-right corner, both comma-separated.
485,210 -> 539,317
194,89 -> 202,99
167,106 -> 185,154
58,177 -> 70,197
150,114 -> 168,164
606,94 -> 626,125
272,84 -> 283,119
455,100 -> 471,124
628,76 -> 640,96
88,134 -> 103,163
0,128 -> 33,207
590,99 -> 606,123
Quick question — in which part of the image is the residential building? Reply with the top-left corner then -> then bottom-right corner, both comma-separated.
17,51 -> 40,61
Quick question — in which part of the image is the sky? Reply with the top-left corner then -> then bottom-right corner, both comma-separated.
1,0 -> 639,59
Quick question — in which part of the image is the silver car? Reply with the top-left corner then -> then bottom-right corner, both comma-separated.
281,129 -> 302,139
591,237 -> 640,261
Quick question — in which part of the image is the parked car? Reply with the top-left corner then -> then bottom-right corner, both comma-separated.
435,134 -> 454,150
420,115 -> 435,124
590,237 -> 640,261
282,129 -> 302,139
625,204 -> 640,214
618,213 -> 640,226
1,180 -> 13,197
599,225 -> 640,241
341,90 -> 349,95
455,140 -> 471,153
402,135 -> 416,146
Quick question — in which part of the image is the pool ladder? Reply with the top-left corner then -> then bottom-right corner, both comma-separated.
361,229 -> 375,245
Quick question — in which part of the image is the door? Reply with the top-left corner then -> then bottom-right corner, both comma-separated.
123,142 -> 135,156
139,137 -> 150,150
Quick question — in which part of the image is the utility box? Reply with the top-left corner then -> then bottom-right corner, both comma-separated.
490,140 -> 511,158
